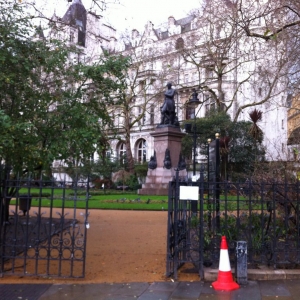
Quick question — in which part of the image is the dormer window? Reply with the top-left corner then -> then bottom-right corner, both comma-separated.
168,16 -> 175,26
76,19 -> 83,32
69,32 -> 74,42
191,20 -> 197,30
175,38 -> 184,50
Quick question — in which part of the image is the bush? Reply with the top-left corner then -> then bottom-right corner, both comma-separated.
134,162 -> 148,179
115,174 -> 141,191
93,178 -> 112,189
29,192 -> 51,198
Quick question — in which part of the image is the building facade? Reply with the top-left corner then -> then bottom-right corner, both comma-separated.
108,3 -> 288,170
52,0 -> 290,180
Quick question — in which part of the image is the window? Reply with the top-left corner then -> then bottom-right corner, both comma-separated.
69,32 -> 74,42
149,79 -> 155,91
146,61 -> 153,70
204,95 -> 215,115
138,107 -> 145,126
139,80 -> 146,91
118,143 -> 126,165
185,106 -> 195,120
192,72 -> 198,84
136,139 -> 147,163
150,104 -> 155,125
175,38 -> 184,50
184,74 -> 189,83
205,67 -> 214,80
106,151 -> 111,159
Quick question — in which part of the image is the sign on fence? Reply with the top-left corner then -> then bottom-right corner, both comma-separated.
179,186 -> 199,200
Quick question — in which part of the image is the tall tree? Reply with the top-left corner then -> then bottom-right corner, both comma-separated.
232,0 -> 300,96
0,1 -> 127,217
110,33 -> 174,173
184,0 -> 292,121
182,110 -> 265,179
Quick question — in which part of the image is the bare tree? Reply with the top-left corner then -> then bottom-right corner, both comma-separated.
183,0 -> 295,123
229,0 -> 300,97
110,34 -> 176,173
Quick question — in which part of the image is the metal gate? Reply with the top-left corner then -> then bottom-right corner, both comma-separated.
166,168 -> 205,280
166,168 -> 300,280
0,173 -> 90,278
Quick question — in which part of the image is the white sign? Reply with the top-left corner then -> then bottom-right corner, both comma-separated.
179,186 -> 199,201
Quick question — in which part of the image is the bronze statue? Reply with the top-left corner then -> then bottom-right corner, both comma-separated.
160,82 -> 178,126
148,151 -> 157,170
177,152 -> 186,171
163,148 -> 172,169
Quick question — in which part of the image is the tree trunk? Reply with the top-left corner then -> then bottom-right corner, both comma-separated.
125,134 -> 135,174
122,113 -> 134,174
217,72 -> 224,110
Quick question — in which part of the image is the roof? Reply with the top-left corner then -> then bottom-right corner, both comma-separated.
62,0 -> 87,46
153,15 -> 196,39
33,24 -> 45,39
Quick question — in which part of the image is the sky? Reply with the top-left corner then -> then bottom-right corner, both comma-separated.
42,0 -> 202,34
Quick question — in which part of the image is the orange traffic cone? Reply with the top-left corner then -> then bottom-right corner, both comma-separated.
212,236 -> 240,291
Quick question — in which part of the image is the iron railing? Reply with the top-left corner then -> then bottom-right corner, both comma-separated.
0,174 -> 90,278
166,169 -> 300,279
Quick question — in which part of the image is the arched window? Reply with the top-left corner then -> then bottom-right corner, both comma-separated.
175,37 -> 184,50
150,104 -> 155,125
118,143 -> 126,165
136,139 -> 147,163
186,106 -> 195,120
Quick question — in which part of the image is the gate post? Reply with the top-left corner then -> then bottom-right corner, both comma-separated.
199,165 -> 205,280
235,241 -> 248,285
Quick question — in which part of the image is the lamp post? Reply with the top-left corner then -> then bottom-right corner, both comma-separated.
185,89 -> 202,214
185,89 -> 202,177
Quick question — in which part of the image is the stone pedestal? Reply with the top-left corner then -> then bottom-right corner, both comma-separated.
138,126 -> 187,195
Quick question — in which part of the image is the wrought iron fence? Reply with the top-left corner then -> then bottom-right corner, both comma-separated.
166,169 -> 300,279
0,173 -> 90,278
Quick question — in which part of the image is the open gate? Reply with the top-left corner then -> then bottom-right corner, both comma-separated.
166,138 -> 220,280
166,168 -> 205,280
0,173 -> 90,278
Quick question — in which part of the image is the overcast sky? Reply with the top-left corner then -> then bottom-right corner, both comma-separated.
42,0 -> 202,34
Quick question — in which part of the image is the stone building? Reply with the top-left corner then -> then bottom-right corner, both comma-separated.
51,0 -> 290,182
108,3 -> 288,173
48,0 -> 117,64
287,94 -> 300,160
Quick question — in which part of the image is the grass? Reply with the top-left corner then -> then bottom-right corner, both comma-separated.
10,188 -> 264,211
11,188 -> 169,211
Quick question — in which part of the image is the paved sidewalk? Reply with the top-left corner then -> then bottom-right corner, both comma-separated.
1,279 -> 300,300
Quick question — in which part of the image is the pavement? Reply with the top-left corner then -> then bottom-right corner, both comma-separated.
1,279 -> 300,300
1,267 -> 300,300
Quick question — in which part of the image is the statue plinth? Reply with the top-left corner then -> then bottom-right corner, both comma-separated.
138,125 -> 187,196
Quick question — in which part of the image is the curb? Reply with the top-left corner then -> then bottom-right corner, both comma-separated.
204,268 -> 300,281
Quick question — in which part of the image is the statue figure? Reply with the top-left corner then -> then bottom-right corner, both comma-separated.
163,148 -> 172,169
177,152 -> 186,171
148,151 -> 157,170
160,82 -> 178,126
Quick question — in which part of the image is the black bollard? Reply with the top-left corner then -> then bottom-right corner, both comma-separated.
19,195 -> 32,216
235,241 -> 248,285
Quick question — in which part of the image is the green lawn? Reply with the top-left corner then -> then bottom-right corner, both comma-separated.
11,188 -> 259,211
12,188 -> 169,210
